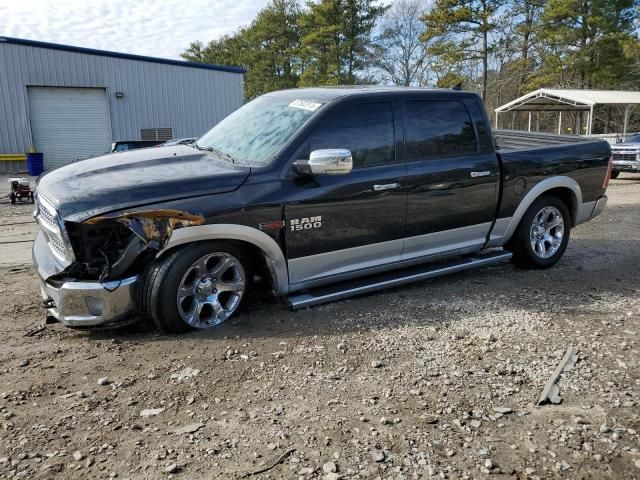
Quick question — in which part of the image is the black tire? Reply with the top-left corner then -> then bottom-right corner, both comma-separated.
10,193 -> 16,204
138,241 -> 251,333
508,195 -> 571,269
610,171 -> 620,179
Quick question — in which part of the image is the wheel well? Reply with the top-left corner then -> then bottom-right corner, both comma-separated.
157,239 -> 275,292
225,240 -> 273,290
542,187 -> 577,225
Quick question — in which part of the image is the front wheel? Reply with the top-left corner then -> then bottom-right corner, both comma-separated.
139,242 -> 251,333
610,171 -> 620,179
508,195 -> 571,269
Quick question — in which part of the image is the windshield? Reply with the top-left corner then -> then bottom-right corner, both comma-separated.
624,134 -> 640,143
196,95 -> 324,167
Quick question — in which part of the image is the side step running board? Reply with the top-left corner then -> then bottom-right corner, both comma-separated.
287,250 -> 512,310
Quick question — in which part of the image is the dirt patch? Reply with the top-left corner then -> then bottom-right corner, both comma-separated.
0,176 -> 639,479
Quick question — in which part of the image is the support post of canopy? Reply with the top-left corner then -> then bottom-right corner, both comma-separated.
528,111 -> 532,132
623,105 -> 630,140
495,111 -> 499,129
558,111 -> 562,134
587,105 -> 594,136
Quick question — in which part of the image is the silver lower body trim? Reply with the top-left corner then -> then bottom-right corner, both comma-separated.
590,195 -> 607,220
488,196 -> 607,247
287,250 -> 513,310
574,200 -> 596,225
288,223 -> 491,287
288,238 -> 403,285
402,222 -> 491,260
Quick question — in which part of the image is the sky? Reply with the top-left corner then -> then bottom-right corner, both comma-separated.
1,0 -> 271,60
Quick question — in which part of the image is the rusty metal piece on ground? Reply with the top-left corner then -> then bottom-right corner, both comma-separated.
537,346 -> 579,406
239,448 -> 296,478
24,323 -> 46,337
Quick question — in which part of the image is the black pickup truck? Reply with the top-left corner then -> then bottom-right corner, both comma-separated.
33,87 -> 611,332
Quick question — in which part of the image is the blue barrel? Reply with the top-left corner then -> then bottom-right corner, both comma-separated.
26,153 -> 44,176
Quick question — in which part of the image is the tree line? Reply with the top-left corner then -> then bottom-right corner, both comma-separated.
182,0 -> 640,132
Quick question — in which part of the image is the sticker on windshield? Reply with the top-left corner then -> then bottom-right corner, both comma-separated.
289,99 -> 322,111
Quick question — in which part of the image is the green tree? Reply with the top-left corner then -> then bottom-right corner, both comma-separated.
532,0 -> 640,88
421,0 -> 505,100
299,0 -> 387,85
181,0 -> 302,99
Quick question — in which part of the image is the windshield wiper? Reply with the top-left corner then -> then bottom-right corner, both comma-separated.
194,143 -> 236,164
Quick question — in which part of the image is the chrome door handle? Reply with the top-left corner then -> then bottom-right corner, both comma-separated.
470,170 -> 491,178
373,183 -> 400,191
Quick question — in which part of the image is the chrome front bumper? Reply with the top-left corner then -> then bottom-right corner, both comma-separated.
612,160 -> 640,172
33,231 -> 139,328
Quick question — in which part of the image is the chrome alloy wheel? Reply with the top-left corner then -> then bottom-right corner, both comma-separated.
176,252 -> 245,328
529,206 -> 565,259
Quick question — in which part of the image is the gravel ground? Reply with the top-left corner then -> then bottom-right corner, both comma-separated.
0,176 -> 639,479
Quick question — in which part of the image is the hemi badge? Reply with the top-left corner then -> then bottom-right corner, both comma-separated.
259,220 -> 285,230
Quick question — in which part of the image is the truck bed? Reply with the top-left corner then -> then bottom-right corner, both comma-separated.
494,129 -> 600,151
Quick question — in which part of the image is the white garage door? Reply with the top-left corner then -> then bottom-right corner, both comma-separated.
28,87 -> 112,170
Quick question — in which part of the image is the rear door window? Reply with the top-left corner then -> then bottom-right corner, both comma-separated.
404,100 -> 478,160
310,102 -> 395,168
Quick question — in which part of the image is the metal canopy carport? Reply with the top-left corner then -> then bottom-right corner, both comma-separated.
495,88 -> 640,137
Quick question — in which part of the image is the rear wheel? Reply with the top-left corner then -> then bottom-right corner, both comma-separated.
10,193 -> 16,204
610,171 -> 620,179
508,195 -> 571,269
139,242 -> 251,333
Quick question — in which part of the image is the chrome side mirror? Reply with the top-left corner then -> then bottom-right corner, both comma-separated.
294,149 -> 353,176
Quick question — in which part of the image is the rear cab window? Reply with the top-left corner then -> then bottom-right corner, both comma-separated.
403,99 -> 479,160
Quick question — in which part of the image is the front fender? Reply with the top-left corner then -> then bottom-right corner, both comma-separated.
157,224 -> 289,295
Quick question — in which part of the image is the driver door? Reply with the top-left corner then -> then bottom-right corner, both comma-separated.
284,99 -> 407,286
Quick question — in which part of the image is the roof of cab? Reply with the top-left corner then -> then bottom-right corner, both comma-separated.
265,86 -> 474,102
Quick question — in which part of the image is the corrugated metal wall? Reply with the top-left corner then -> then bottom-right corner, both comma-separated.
0,41 -> 244,157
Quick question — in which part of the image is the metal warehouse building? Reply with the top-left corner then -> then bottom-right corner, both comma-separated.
0,36 -> 245,173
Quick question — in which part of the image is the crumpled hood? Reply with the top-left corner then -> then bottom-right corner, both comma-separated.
36,145 -> 250,222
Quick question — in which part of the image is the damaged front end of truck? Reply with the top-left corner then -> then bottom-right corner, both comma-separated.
34,195 -> 204,328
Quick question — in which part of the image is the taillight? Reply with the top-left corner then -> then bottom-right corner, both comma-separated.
603,156 -> 613,188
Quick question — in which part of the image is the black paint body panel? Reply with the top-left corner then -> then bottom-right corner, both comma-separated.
283,164 -> 408,258
36,145 -> 250,222
497,142 -> 610,219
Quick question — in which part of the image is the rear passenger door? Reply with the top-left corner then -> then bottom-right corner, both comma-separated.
401,97 -> 499,260
284,100 -> 407,285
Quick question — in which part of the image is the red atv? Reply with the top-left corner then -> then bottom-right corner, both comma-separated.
9,178 -> 34,204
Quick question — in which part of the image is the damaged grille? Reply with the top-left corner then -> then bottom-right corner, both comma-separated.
66,221 -> 136,279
